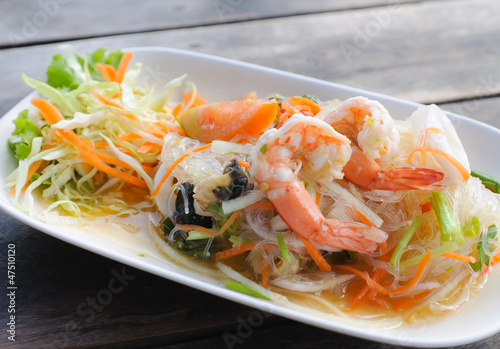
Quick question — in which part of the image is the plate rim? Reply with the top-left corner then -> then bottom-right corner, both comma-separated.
1,45 -> 499,347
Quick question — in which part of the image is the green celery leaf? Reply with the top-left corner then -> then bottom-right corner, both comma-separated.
77,48 -> 123,82
8,109 -> 42,160
46,54 -> 81,91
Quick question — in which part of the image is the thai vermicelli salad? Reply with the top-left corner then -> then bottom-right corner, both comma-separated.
7,47 -> 500,326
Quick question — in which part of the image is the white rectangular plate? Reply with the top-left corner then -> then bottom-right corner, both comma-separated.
1,47 -> 499,347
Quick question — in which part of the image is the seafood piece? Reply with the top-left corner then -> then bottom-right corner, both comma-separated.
407,104 -> 470,183
173,182 -> 212,227
321,96 -> 445,190
180,99 -> 279,142
250,114 -> 388,253
194,159 -> 253,204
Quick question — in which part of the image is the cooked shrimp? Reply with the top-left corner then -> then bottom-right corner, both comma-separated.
407,104 -> 470,183
321,97 -> 445,190
250,114 -> 388,253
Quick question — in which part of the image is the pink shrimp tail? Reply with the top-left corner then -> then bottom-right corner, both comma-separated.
269,182 -> 388,253
311,220 -> 388,253
344,146 -> 445,191
373,167 -> 446,191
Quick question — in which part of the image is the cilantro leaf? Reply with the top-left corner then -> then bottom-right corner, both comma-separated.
8,109 -> 42,160
302,94 -> 321,104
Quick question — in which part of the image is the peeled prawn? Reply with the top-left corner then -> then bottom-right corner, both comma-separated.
321,97 -> 445,190
250,115 -> 388,253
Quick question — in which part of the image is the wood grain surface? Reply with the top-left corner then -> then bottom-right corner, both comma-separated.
0,0 -> 433,47
1,1 -> 499,348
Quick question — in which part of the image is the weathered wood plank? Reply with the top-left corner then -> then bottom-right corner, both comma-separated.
0,0 -> 428,47
161,322 -> 500,349
440,96 -> 500,129
0,0 -> 499,119
0,217 -> 286,348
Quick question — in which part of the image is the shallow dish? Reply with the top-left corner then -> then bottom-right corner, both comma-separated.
1,47 -> 499,347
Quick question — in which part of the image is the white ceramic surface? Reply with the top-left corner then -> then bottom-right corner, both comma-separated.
1,47 -> 499,347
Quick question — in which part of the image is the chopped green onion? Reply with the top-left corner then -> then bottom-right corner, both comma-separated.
260,144 -> 268,154
225,281 -> 271,300
187,230 -> 218,240
163,217 -> 175,235
400,243 -> 458,269
207,202 -> 231,219
430,190 -> 464,244
463,215 -> 480,238
471,170 -> 500,193
276,231 -> 291,262
470,225 -> 498,272
389,216 -> 422,266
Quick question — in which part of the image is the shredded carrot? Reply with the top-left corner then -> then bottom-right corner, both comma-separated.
420,201 -> 433,214
247,202 -> 275,210
151,143 -> 212,198
120,113 -> 140,122
297,235 -> 331,272
183,90 -> 206,108
91,90 -> 124,109
96,63 -> 112,82
175,224 -> 223,236
32,98 -> 147,188
315,191 -> 321,206
137,142 -> 161,153
356,209 -> 375,227
104,64 -> 117,81
114,51 -> 133,84
442,252 -> 476,263
236,159 -> 251,169
407,147 -> 470,181
143,129 -> 165,138
27,160 -> 43,180
92,140 -> 109,148
491,253 -> 500,267
335,251 -> 431,295
118,132 -> 142,142
171,103 -> 183,117
215,243 -> 257,260
417,127 -> 444,148
288,96 -> 322,115
7,187 -> 15,197
218,209 -> 242,235
392,290 -> 431,312
350,268 -> 387,311
261,258 -> 269,287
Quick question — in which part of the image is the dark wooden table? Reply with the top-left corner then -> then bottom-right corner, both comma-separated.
1,1 -> 500,348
